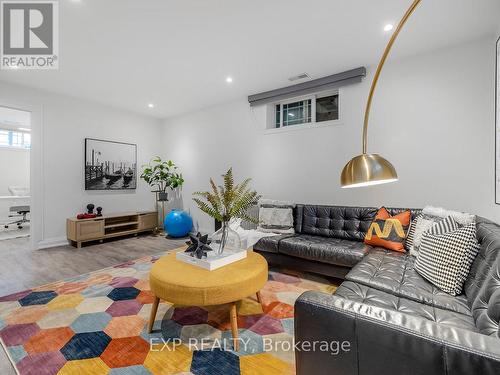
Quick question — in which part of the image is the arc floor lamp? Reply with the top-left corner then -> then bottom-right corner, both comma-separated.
340,0 -> 422,188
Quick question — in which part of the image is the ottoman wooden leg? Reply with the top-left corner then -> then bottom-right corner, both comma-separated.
148,296 -> 160,333
230,302 -> 239,351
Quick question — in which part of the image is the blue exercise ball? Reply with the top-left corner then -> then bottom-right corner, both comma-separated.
164,209 -> 193,237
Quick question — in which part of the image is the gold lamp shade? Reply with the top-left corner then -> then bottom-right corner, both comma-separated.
341,153 -> 398,188
341,0 -> 421,188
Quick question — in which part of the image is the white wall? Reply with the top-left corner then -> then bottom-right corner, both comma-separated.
0,148 -> 29,195
0,82 -> 162,248
161,36 -> 498,233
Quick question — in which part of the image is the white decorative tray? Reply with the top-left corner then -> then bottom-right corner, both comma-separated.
176,249 -> 247,271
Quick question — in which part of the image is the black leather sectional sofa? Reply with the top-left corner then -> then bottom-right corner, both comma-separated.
253,204 -> 500,375
254,204 -> 421,278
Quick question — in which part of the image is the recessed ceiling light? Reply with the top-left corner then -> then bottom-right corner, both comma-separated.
384,24 -> 394,32
147,103 -> 154,108
226,76 -> 233,83
19,128 -> 30,132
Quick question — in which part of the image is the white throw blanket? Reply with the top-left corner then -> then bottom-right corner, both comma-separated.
422,205 -> 475,225
229,219 -> 279,249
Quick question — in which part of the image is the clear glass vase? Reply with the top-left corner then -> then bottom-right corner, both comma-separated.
211,222 -> 241,255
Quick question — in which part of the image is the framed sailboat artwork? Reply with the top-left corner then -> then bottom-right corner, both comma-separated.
85,138 -> 137,190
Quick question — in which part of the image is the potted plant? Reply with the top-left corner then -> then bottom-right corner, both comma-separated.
141,158 -> 184,230
193,168 -> 260,254
140,157 -> 184,201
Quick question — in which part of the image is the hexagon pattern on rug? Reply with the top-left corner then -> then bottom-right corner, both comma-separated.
37,308 -> 80,329
0,253 -> 336,374
106,299 -> 142,317
100,336 -> 150,368
192,348 -> 240,375
76,296 -> 113,314
105,315 -> 145,338
5,305 -> 48,325
60,331 -> 112,360
70,312 -> 112,333
18,291 -> 57,306
24,327 -> 74,354
47,293 -> 84,311
172,306 -> 208,325
107,287 -> 141,301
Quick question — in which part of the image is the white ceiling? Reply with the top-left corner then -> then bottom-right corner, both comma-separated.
0,0 -> 499,119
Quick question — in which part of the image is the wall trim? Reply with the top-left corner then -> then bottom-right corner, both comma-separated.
0,99 -> 43,251
37,236 -> 68,249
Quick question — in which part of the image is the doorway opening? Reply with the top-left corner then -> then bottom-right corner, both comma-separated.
0,106 -> 31,246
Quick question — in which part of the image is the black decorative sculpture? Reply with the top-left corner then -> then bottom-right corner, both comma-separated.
185,233 -> 213,259
86,203 -> 95,214
96,207 -> 103,217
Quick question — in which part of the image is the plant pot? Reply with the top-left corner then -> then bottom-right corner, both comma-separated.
210,222 -> 241,255
158,192 -> 169,201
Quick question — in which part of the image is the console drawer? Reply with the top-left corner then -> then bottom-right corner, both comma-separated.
138,213 -> 158,230
76,220 -> 105,240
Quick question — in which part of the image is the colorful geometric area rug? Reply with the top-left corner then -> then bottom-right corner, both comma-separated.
0,249 -> 337,375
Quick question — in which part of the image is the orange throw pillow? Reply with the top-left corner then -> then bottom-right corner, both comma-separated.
364,207 -> 411,252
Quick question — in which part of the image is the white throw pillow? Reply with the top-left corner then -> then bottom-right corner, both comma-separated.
257,199 -> 295,234
422,206 -> 475,226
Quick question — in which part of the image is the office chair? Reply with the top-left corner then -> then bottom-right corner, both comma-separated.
4,206 -> 30,229
4,186 -> 30,229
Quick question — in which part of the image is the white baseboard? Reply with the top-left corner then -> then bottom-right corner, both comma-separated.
37,230 -> 213,249
37,236 -> 68,249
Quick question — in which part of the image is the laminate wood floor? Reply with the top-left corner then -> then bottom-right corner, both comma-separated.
0,233 -> 186,375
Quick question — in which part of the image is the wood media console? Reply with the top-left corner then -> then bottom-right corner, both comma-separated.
67,211 -> 158,248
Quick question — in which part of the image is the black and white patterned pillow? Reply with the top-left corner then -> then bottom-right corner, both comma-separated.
415,220 -> 479,295
404,214 -> 422,251
427,215 -> 460,235
407,214 -> 460,255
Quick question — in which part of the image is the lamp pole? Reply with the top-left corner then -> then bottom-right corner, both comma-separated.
340,0 -> 422,188
362,0 -> 422,154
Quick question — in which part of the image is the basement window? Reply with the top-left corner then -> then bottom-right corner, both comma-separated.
316,94 -> 339,122
0,129 -> 31,149
272,91 -> 340,129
